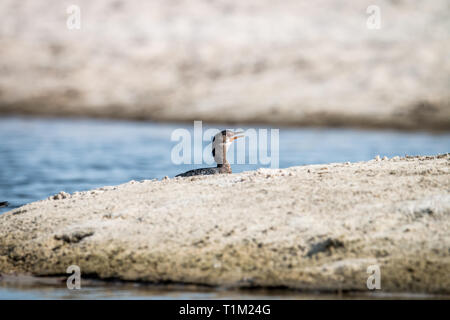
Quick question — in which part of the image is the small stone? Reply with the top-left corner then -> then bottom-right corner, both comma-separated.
52,191 -> 70,200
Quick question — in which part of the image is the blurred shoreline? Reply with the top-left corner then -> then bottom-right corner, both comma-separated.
0,106 -> 449,132
1,0 -> 449,132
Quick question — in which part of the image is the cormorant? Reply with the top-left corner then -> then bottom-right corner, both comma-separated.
176,130 -> 243,177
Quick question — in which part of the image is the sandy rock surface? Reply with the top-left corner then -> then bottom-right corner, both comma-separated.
0,0 -> 449,130
0,154 -> 449,293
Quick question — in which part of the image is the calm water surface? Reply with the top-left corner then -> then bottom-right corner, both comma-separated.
0,116 -> 449,299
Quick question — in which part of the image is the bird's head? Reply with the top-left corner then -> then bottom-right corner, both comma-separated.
212,130 -> 244,164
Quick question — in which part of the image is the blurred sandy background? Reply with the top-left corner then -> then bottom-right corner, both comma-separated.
0,0 -> 449,130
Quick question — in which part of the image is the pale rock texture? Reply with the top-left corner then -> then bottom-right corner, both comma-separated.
0,154 -> 449,293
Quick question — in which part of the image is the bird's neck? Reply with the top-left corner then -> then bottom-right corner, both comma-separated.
214,143 -> 230,168
217,161 -> 230,167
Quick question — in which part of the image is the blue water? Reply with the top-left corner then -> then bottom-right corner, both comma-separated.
0,276 -> 443,300
1,116 -> 449,214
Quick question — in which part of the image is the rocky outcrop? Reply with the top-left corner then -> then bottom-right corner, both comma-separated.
0,154 -> 449,293
0,0 -> 449,130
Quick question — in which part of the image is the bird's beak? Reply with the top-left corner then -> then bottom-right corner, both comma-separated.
231,131 -> 244,141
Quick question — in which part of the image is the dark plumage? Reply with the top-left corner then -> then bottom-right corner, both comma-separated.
175,165 -> 230,177
0,201 -> 8,208
176,130 -> 243,177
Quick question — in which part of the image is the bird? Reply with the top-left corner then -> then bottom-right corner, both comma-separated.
176,130 -> 244,177
0,201 -> 8,208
